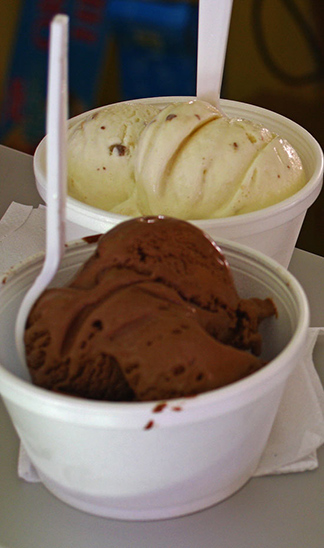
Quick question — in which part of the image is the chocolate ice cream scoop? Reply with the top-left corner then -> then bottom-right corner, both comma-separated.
25,217 -> 276,401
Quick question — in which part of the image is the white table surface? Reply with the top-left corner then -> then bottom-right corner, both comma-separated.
0,144 -> 323,548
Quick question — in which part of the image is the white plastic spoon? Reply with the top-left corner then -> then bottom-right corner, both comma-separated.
196,0 -> 233,111
15,14 -> 69,366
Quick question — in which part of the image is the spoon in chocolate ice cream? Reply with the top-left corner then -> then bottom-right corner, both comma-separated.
15,14 -> 69,366
196,0 -> 233,113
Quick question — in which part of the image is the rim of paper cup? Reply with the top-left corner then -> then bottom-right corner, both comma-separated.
0,237 -> 309,425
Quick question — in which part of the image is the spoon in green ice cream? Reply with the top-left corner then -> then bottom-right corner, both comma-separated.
196,0 -> 233,113
15,14 -> 68,367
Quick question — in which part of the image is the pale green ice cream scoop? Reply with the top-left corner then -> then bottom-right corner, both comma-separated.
67,99 -> 306,220
67,102 -> 165,213
134,101 -> 306,219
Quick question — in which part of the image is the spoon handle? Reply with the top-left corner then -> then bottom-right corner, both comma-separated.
15,15 -> 68,366
45,13 -> 68,272
196,0 -> 233,110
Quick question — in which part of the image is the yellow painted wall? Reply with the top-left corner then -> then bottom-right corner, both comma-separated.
0,0 -> 21,107
225,0 -> 323,148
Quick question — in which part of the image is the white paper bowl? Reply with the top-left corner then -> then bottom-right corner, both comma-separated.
0,238 -> 309,520
34,97 -> 323,268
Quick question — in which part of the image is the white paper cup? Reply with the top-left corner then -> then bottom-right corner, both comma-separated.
0,238 -> 309,520
34,97 -> 323,268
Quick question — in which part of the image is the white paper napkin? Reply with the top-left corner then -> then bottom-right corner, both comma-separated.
0,202 -> 46,273
0,202 -> 92,276
1,202 -> 324,481
254,326 -> 324,475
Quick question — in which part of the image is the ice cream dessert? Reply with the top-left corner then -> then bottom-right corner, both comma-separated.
67,99 -> 306,219
68,102 -> 166,213
24,217 -> 276,402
